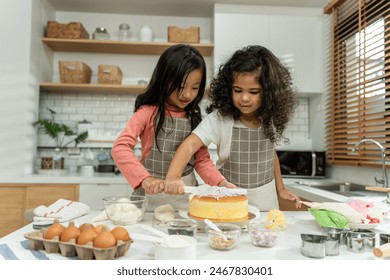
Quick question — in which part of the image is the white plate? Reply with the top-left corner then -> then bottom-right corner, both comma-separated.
178,205 -> 260,230
349,220 -> 386,230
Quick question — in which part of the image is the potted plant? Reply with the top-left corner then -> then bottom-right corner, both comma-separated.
34,108 -> 89,169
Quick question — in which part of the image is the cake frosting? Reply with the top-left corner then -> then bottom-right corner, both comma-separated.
188,185 -> 248,221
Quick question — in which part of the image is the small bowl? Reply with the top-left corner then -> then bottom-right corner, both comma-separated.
164,218 -> 198,237
205,223 -> 241,251
103,195 -> 148,225
154,235 -> 197,260
249,222 -> 280,248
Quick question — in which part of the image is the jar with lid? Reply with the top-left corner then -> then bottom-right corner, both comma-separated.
93,27 -> 110,40
118,23 -> 131,41
139,25 -> 153,42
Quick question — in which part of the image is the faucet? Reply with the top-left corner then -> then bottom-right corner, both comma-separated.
352,139 -> 389,203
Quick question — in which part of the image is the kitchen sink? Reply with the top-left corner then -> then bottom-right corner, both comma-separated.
294,181 -> 385,197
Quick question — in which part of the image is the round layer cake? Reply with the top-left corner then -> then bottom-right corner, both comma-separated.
188,185 -> 248,221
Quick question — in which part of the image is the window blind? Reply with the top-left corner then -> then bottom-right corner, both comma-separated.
325,0 -> 389,168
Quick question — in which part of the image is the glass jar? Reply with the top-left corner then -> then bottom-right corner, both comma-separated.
118,23 -> 131,41
53,148 -> 62,170
139,25 -> 153,42
92,27 -> 110,40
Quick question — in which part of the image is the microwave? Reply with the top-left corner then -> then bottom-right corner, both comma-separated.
276,150 -> 326,178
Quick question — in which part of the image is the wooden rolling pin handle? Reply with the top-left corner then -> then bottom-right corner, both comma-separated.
365,186 -> 390,192
373,243 -> 390,258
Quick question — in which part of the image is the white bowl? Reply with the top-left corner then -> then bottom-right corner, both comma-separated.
154,235 -> 197,260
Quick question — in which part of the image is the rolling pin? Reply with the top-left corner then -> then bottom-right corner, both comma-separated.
365,186 -> 390,192
373,243 -> 390,258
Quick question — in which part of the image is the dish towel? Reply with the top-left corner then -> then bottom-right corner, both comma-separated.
33,198 -> 90,222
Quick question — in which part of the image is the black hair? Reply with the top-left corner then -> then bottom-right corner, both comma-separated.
134,44 -> 207,149
207,45 -> 298,143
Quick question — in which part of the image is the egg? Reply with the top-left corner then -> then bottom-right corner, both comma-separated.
93,229 -> 117,248
95,224 -> 106,234
79,223 -> 95,232
111,227 -> 130,241
76,227 -> 97,245
60,222 -> 80,242
44,222 -> 65,240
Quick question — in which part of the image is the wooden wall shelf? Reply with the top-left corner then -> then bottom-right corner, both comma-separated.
42,38 -> 214,56
39,82 -> 146,94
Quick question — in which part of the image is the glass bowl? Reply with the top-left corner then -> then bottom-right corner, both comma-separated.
205,223 -> 241,251
249,222 -> 280,248
164,218 -> 198,237
103,195 -> 148,225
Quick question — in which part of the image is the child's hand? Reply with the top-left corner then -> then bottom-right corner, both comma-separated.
142,177 -> 165,194
278,189 -> 302,208
163,177 -> 185,195
218,180 -> 237,189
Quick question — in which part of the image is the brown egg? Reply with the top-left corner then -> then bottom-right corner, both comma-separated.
111,227 -> 130,241
79,223 -> 95,232
94,224 -> 105,234
60,222 -> 80,242
93,228 -> 117,248
44,222 -> 65,240
76,227 -> 97,245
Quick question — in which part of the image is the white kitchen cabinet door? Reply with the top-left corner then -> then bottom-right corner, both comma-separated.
79,183 -> 132,211
214,13 -> 270,70
269,15 -> 323,95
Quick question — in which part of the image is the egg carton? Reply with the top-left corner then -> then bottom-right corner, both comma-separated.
24,229 -> 133,260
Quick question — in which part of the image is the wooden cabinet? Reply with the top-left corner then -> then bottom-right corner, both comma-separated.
0,184 -> 79,238
40,38 -> 214,95
278,196 -> 310,211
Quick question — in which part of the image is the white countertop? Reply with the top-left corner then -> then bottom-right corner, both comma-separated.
1,211 -> 389,260
0,172 -> 128,184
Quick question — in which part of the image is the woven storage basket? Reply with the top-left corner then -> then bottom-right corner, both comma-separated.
98,65 -> 123,84
59,61 -> 92,84
46,21 -> 89,39
168,26 -> 200,43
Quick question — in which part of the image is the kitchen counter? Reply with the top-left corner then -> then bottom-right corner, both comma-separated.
0,172 -> 128,184
1,210 -> 389,260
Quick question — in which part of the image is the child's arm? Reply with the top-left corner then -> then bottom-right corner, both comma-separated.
112,106 -> 163,193
274,151 -> 301,208
164,133 -> 204,194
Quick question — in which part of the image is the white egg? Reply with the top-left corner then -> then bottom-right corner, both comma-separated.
121,203 -> 138,212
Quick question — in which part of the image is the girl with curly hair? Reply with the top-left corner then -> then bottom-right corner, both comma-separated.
164,45 -> 301,210
112,44 -> 231,210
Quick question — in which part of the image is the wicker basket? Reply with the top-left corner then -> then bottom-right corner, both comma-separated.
46,21 -> 89,39
59,61 -> 92,84
98,65 -> 123,84
168,26 -> 200,43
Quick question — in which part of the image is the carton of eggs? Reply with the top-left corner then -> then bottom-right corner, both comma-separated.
24,220 -> 132,260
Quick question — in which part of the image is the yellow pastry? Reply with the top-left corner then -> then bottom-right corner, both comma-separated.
265,209 -> 286,230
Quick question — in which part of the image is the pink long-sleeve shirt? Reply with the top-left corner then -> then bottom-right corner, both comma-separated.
111,105 -> 225,189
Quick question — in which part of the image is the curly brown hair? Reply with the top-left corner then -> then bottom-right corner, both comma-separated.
207,45 -> 299,144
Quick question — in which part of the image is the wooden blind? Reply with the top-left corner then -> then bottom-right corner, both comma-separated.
326,0 -> 390,168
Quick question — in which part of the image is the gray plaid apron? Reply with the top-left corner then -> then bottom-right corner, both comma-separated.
140,116 -> 197,210
220,125 -> 279,211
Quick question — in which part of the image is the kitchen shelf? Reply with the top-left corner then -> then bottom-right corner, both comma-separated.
39,82 -> 146,94
42,38 -> 214,56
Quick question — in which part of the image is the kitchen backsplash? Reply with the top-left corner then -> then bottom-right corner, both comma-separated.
35,93 -> 309,172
